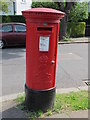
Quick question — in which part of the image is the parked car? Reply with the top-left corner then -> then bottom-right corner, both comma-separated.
0,23 -> 26,48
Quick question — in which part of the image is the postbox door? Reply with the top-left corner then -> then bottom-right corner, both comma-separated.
34,26 -> 57,90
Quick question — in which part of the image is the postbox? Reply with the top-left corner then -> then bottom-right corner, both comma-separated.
22,8 -> 64,111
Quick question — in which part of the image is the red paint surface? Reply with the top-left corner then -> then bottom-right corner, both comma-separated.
23,8 -> 64,14
22,8 -> 64,90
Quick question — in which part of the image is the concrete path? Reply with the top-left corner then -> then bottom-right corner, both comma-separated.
1,100 -> 89,119
47,110 -> 89,119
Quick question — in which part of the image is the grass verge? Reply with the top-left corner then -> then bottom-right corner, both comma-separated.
16,90 -> 89,118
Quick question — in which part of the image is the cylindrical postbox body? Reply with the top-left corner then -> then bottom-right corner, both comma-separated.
22,8 -> 64,111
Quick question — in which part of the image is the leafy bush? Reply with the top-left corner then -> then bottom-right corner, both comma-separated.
32,2 -> 59,10
67,22 -> 86,37
1,15 -> 26,23
69,2 -> 88,22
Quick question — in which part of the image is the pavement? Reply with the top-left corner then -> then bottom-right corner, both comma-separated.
59,37 -> 90,44
0,37 -> 90,119
1,90 -> 89,119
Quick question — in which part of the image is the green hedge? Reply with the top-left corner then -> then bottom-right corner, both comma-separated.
1,15 -> 26,23
67,22 -> 86,37
32,2 -> 59,10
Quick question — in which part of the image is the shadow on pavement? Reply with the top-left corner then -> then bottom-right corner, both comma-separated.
2,103 -> 27,119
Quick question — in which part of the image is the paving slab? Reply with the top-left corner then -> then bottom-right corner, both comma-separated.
46,110 -> 89,119
45,112 -> 69,118
69,110 -> 88,118
2,100 -> 27,119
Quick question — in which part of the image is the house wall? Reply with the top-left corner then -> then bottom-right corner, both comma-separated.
16,0 -> 32,15
0,0 -> 32,15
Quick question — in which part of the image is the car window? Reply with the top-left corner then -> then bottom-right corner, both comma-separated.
2,25 -> 13,32
14,25 -> 26,32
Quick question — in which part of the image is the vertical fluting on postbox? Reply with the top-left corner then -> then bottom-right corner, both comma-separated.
22,8 -> 64,111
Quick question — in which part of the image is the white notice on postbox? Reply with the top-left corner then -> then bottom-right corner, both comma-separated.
39,36 -> 49,52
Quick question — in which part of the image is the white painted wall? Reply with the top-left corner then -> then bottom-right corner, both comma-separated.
16,0 -> 32,15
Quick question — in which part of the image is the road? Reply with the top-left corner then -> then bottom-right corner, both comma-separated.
1,43 -> 88,96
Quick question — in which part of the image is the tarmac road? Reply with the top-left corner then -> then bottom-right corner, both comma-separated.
1,43 -> 88,96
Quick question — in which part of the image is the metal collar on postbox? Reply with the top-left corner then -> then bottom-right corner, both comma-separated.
22,8 -> 65,23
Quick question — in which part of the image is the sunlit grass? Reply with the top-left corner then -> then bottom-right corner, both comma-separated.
16,90 -> 89,118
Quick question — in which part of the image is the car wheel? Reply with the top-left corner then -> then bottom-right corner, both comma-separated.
0,40 -> 5,49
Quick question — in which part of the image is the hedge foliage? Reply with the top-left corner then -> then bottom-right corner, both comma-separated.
1,15 -> 26,23
32,2 -> 59,10
67,22 -> 86,37
69,2 -> 88,22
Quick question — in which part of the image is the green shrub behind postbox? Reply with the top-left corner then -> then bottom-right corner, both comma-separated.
1,15 -> 26,23
67,22 -> 86,38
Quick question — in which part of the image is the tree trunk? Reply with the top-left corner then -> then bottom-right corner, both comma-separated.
59,14 -> 68,40
57,2 -> 75,40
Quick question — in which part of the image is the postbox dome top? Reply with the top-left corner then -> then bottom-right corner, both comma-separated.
23,8 -> 64,15
22,8 -> 65,23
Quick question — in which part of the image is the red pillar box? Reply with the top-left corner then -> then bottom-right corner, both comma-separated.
22,8 -> 64,111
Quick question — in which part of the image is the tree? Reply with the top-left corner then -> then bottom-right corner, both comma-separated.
32,1 -> 75,40
0,0 -> 9,14
32,1 -> 88,40
54,2 -> 75,40
69,2 -> 88,22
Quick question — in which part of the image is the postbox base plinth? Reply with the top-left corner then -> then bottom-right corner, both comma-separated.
25,84 -> 56,111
